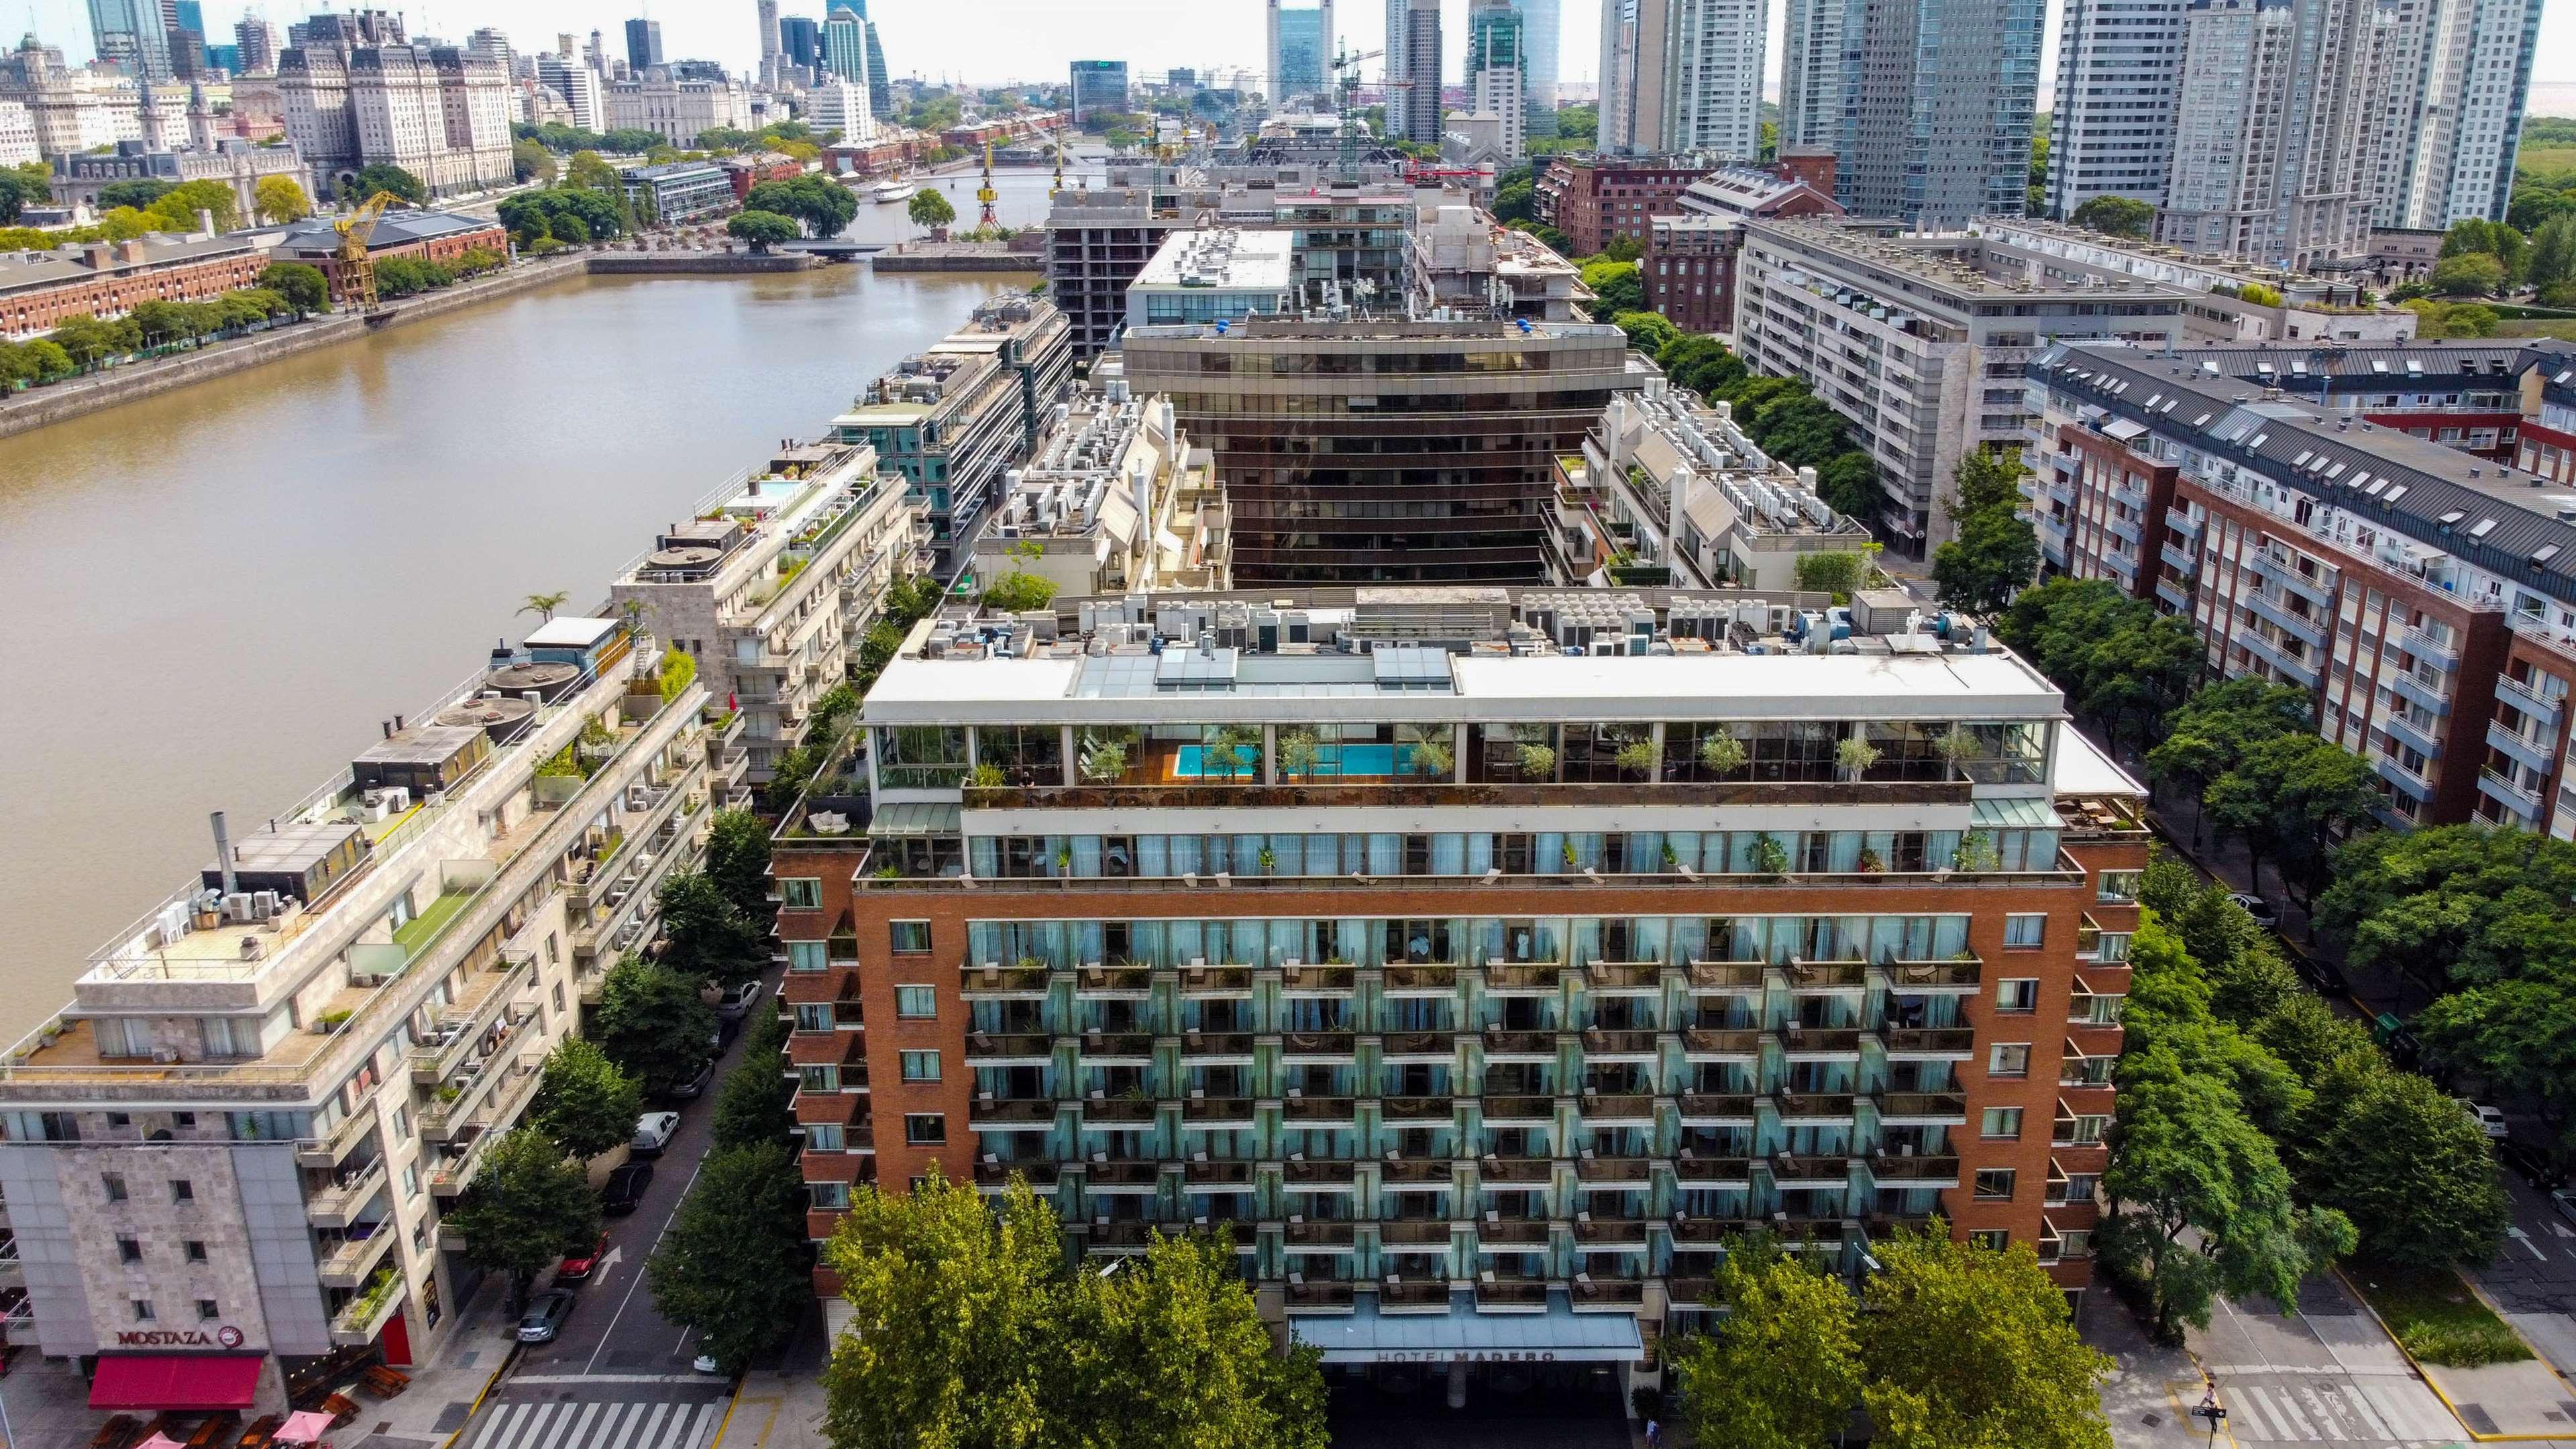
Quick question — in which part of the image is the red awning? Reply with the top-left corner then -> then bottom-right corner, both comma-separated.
89,1354 -> 263,1412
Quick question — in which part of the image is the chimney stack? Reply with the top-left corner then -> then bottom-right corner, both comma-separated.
211,812 -> 237,897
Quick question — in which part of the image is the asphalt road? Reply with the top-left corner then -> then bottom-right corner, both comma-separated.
457,971 -> 779,1448
2471,1177 -> 2576,1377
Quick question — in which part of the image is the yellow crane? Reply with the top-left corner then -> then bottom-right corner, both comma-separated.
976,140 -> 1000,229
333,190 -> 401,315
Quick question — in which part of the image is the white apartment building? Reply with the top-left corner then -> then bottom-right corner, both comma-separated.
0,99 -> 38,165
0,72 -> 181,155
604,69 -> 753,147
804,79 -> 873,146
2369,0 -> 2543,229
532,53 -> 603,133
1731,219 -> 2186,555
970,388 -> 1233,599
1972,219 -> 2420,343
610,441 -> 925,790
1776,0 -> 1849,152
2043,0 -> 2183,217
0,619 -> 712,1410
1578,380 -> 1875,591
1788,0 -> 2045,225
2155,0 -> 2381,269
1592,0 -> 1765,160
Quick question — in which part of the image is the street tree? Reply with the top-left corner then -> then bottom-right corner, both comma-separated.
530,1035 -> 643,1161
2204,732 -> 2380,909
592,955 -> 716,1096
1610,310 -> 1680,356
513,139 -> 558,185
1858,1226 -> 2116,1449
1049,1229 -> 1330,1449
564,150 -> 622,194
1668,1238 -> 1865,1449
646,1142 -> 812,1375
702,808 -> 775,918
727,209 -> 800,252
2416,967 -> 2576,1156
445,1128 -> 600,1310
710,1012 -> 795,1150
1931,505 -> 2040,615
906,186 -> 957,233
2146,678 -> 2313,829
2306,1065 -> 2510,1269
655,870 -> 769,987
822,1171 -> 1067,1449
747,176 -> 860,238
2316,825 -> 2576,988
253,175 -> 311,223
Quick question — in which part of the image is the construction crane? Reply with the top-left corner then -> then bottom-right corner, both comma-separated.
975,140 -> 999,228
1328,46 -> 1383,186
333,190 -> 401,316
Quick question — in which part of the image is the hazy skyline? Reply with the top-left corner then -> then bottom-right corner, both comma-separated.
21,0 -> 2576,109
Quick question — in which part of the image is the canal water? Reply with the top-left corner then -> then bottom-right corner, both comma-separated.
0,172 -> 1071,1038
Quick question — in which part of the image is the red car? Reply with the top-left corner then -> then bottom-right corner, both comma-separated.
556,1233 -> 611,1283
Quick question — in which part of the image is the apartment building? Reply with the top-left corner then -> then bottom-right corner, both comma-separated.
2027,339 -> 2576,831
2157,0 -> 2381,269
1267,0 -> 1334,105
1786,0 -> 2043,225
1535,157 -> 1715,260
769,586 -> 2144,1395
1392,0 -> 1442,147
1465,0 -> 1527,163
277,13 -> 512,200
1589,0 -> 1766,160
969,388 -> 1232,598
2367,0 -> 2542,230
1733,219 -> 2186,557
1124,229 -> 1297,331
1572,380 -> 1876,590
2043,0 -> 2184,218
2522,356 -> 2576,489
1648,163 -> 1844,334
1970,220 -> 2418,346
830,296 -> 1074,582
610,441 -> 923,790
1117,315 -> 1653,585
0,617 -> 712,1413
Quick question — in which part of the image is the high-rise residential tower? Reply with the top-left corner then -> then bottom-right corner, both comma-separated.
2043,0 -> 2184,218
1383,0 -> 1407,86
1595,0 -> 1766,160
1269,0 -> 1334,104
2156,0 -> 2381,268
1511,0 -> 1561,144
821,3 -> 890,121
1395,0 -> 1442,146
1806,0 -> 2043,224
2369,0 -> 2543,229
1467,0 -> 1527,159
234,16 -> 277,72
757,0 -> 781,85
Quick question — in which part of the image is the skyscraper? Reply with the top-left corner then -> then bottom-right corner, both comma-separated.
778,15 -> 822,78
234,16 -> 277,72
1395,0 -> 1441,144
1070,59 -> 1130,125
1595,0 -> 1765,158
820,4 -> 890,121
1794,0 -> 2043,224
2157,0 -> 2381,267
88,0 -> 174,79
2044,0 -> 2184,218
756,0 -> 781,85
1383,0 -> 1407,85
1267,0 -> 1334,105
2369,0 -> 2544,228
1467,0 -> 1527,158
625,17 -> 663,72
1511,0 -> 1562,146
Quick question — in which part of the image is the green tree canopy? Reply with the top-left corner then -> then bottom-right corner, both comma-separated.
2070,195 -> 2155,239
2146,677 -> 2314,830
2306,1066 -> 2510,1268
656,871 -> 769,987
727,209 -> 801,252
906,186 -> 958,233
530,1035 -> 644,1161
145,178 -> 242,232
747,175 -> 861,238
1610,310 -> 1680,356
2204,731 -> 2381,908
96,178 -> 174,212
350,164 -> 427,204
1579,257 -> 1645,314
445,1127 -> 601,1309
1670,1238 -> 1866,1449
710,1012 -> 795,1150
1997,578 -> 2202,751
564,150 -> 622,194
513,139 -> 559,185
592,955 -> 716,1095
1793,549 -> 1873,603
2428,252 -> 2508,297
646,1142 -> 812,1374
1859,1226 -> 2116,1449
702,808 -> 775,919
253,174 -> 312,224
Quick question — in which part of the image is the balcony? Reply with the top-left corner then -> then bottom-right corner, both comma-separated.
2389,669 -> 2452,716
969,1095 -> 1059,1128
2479,767 -> 2544,819
2496,674 -> 2563,727
965,1032 -> 1054,1065
1477,1095 -> 1556,1124
1574,1155 -> 1652,1185
1382,1157 -> 1455,1185
1570,1275 -> 1648,1310
1477,1157 -> 1553,1186
2250,551 -> 2335,608
1473,1218 -> 1551,1247
961,962 -> 1051,999
1483,961 -> 1566,994
328,1268 -> 407,1347
1383,1095 -> 1454,1123
1577,1028 -> 1659,1058
317,1222 -> 394,1288
2385,710 -> 2445,758
1877,1026 -> 1977,1059
1081,1159 -> 1161,1189
1182,1159 -> 1254,1187
305,1159 -> 386,1228
1284,1219 -> 1358,1250
1476,1279 -> 1550,1311
1670,1153 -> 1754,1187
407,957 -> 537,1083
1874,1090 -> 1970,1124
2486,719 -> 2556,773
1377,1220 -> 1454,1247
1281,1031 -> 1356,1059
1177,1030 -> 1255,1059
1583,959 -> 1661,991
1866,1152 -> 1962,1186
1281,963 -> 1357,996
1578,1093 -> 1656,1124
1378,1278 -> 1456,1312
2238,630 -> 2320,689
1074,965 -> 1154,998
2165,506 -> 2200,537
1481,1029 -> 1556,1059
1182,1095 -> 1257,1126
1383,963 -> 1460,996
296,1102 -> 380,1169
1684,961 -> 1765,993
1770,1091 -> 1859,1122
1077,1096 -> 1158,1126
1681,1028 -> 1761,1060
1384,1031 -> 1457,1061
1776,1027 -> 1866,1060
1764,1153 -> 1852,1187
1573,1215 -> 1650,1248
1074,1031 -> 1155,1063
1676,1092 -> 1758,1123
1282,1096 -> 1359,1127
1285,1279 -> 1358,1313
1179,964 -> 1255,996
2399,625 -> 2460,668
2247,590 -> 2328,649
1783,960 -> 1870,993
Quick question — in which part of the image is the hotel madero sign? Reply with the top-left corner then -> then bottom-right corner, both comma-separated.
114,1326 -> 246,1349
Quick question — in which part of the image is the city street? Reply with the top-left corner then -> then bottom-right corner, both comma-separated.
2471,1178 -> 2576,1378
450,970 -> 782,1449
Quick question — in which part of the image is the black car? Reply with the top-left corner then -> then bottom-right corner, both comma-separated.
602,1161 -> 655,1216
2498,1140 -> 2566,1190
2297,955 -> 2351,998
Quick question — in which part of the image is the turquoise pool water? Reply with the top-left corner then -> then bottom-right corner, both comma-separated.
1172,743 -> 1418,778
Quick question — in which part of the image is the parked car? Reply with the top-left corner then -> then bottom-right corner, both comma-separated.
2298,955 -> 2351,998
663,1058 -> 716,1102
517,1289 -> 577,1342
715,980 -> 763,1020
556,1233 -> 611,1283
2229,893 -> 2280,930
2497,1140 -> 2565,1189
2456,1099 -> 2510,1139
630,1111 -> 682,1157
601,1162 -> 655,1216
2553,1188 -> 2576,1230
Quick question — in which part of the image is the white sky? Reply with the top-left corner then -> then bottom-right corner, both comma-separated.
22,0 -> 2575,111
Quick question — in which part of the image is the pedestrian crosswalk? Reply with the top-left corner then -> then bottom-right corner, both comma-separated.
2216,1377 -> 2463,1444
463,1395 -> 729,1449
